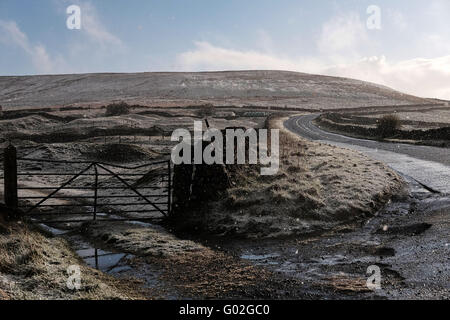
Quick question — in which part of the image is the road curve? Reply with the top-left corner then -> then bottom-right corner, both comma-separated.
285,114 -> 450,194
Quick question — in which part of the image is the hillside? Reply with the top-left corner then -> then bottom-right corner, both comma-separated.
0,70 -> 431,110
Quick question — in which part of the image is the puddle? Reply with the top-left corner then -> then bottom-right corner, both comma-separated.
75,247 -> 133,272
65,234 -> 133,273
310,255 -> 348,266
241,253 -> 280,261
37,223 -> 70,236
36,223 -> 133,272
64,234 -> 182,299
240,253 -> 280,265
109,265 -> 133,274
35,219 -> 180,297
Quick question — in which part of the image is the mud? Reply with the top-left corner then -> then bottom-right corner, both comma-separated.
201,176 -> 449,299
28,169 -> 448,300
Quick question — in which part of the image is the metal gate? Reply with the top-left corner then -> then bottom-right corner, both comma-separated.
2,146 -> 171,224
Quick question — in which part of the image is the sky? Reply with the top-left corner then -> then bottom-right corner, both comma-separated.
0,0 -> 449,99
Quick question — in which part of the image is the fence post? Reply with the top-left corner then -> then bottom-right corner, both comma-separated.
3,144 -> 18,209
93,164 -> 98,221
167,160 -> 172,216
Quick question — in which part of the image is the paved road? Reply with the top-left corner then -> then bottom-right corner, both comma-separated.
285,114 -> 450,194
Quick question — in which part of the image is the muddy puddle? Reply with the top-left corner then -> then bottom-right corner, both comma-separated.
36,225 -> 134,274
38,222 -> 182,299
75,246 -> 133,273
70,236 -> 182,299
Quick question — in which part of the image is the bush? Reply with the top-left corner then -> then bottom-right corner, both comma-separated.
377,114 -> 401,138
196,103 -> 214,118
105,102 -> 130,116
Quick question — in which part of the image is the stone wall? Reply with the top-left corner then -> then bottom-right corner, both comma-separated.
169,127 -> 256,229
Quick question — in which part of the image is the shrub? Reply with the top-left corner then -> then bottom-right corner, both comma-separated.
105,102 -> 130,116
377,114 -> 401,138
196,103 -> 214,118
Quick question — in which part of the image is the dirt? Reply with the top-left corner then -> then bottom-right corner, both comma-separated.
67,221 -> 315,299
17,172 -> 445,300
78,175 -> 448,300
200,176 -> 450,300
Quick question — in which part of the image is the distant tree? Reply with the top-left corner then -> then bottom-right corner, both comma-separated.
377,114 -> 401,138
105,102 -> 130,116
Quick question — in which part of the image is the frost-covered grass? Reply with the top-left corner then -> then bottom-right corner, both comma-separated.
190,116 -> 404,238
0,219 -> 146,300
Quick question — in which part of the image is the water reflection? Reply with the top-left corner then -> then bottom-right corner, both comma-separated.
76,247 -> 133,272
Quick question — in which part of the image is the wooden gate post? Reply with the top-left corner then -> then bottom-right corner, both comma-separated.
4,144 -> 18,209
167,160 -> 172,216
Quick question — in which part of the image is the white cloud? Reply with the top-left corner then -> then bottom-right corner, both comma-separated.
79,1 -> 123,47
317,12 -> 369,60
177,41 -> 450,99
0,1 -> 125,75
423,34 -> 450,54
0,20 -> 67,74
325,55 -> 450,99
387,9 -> 407,30
177,41 -> 324,73
175,8 -> 450,100
0,20 -> 29,50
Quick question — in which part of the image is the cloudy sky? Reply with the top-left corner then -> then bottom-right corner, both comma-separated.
0,0 -> 449,99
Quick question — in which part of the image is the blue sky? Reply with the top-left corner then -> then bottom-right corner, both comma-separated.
0,0 -> 449,99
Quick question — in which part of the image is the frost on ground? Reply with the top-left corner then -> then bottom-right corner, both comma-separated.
180,116 -> 405,238
0,218 -> 147,300
84,221 -> 204,257
81,221 -> 310,299
0,96 -> 408,298
0,71 -> 430,110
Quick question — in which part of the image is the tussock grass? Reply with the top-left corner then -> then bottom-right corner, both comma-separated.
84,221 -> 204,257
105,102 -> 131,117
81,143 -> 157,163
196,103 -> 215,118
0,220 -> 147,300
190,115 -> 404,238
377,114 -> 401,138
